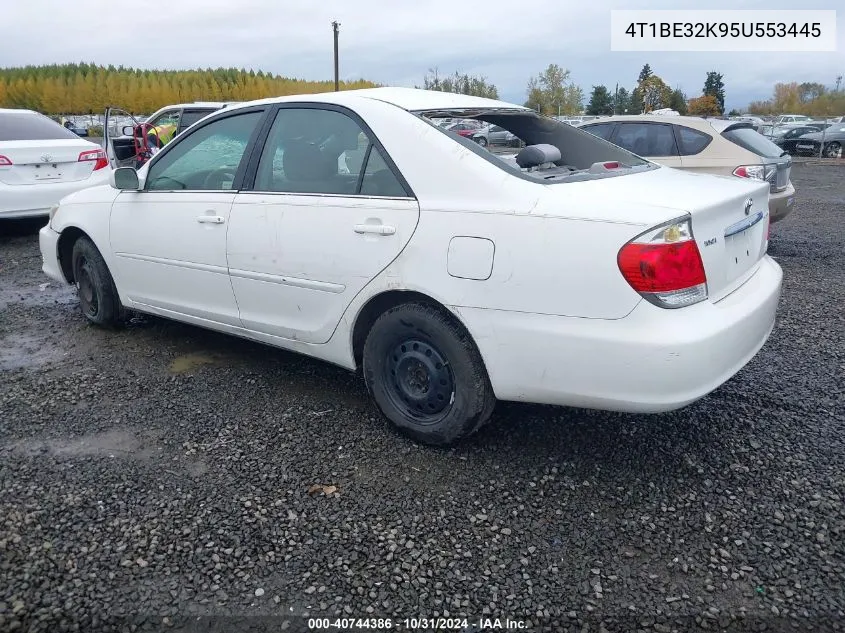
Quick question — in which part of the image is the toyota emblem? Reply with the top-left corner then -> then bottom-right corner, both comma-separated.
40,153 -> 53,163
744,198 -> 753,216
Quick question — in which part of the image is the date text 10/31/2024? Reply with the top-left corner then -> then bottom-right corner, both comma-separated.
307,617 -> 529,630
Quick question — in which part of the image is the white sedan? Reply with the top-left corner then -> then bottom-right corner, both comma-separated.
0,108 -> 111,219
39,88 -> 782,446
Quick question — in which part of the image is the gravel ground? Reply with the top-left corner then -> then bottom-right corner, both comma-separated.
1,162 -> 843,633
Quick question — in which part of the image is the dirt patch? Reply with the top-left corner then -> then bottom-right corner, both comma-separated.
7,427 -> 163,459
168,352 -> 228,374
0,332 -> 66,370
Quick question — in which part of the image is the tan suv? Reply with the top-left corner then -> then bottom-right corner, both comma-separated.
580,116 -> 795,223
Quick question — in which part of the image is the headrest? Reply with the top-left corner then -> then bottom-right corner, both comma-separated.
515,143 -> 562,168
282,140 -> 335,182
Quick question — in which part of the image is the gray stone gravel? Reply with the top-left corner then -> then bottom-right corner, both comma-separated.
0,162 -> 843,632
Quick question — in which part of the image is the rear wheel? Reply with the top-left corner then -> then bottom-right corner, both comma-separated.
71,237 -> 125,328
476,137 -> 488,147
362,303 -> 495,446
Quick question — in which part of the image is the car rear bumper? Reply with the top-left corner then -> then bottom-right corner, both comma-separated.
457,255 -> 782,413
769,181 -> 795,223
39,225 -> 68,284
0,169 -> 110,219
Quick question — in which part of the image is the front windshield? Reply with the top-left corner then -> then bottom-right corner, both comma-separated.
419,109 -> 652,183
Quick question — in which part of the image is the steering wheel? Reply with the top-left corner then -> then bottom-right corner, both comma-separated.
202,167 -> 237,190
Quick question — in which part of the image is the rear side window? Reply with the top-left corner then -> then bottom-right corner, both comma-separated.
676,126 -> 712,155
0,111 -> 79,141
360,147 -> 406,197
179,109 -> 214,130
582,123 -> 615,140
615,123 -> 678,156
722,127 -> 784,158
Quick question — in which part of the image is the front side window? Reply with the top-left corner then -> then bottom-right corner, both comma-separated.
150,109 -> 180,129
615,123 -> 678,157
145,111 -> 262,191
253,107 -> 406,196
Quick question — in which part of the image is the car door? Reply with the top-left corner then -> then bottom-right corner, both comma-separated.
104,106 -> 140,169
611,122 -> 682,167
109,108 -> 266,326
227,104 -> 420,344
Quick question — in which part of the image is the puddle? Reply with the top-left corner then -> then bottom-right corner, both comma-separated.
0,332 -> 65,370
168,352 -> 226,374
8,428 -> 162,459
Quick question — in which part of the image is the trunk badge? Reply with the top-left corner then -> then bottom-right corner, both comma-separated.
744,198 -> 753,215
40,154 -> 53,163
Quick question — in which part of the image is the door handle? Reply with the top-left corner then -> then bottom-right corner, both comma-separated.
197,215 -> 225,224
354,224 -> 395,236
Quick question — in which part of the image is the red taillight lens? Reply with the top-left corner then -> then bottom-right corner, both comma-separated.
618,217 -> 708,309
0,155 -> 12,166
619,241 -> 706,292
78,149 -> 108,171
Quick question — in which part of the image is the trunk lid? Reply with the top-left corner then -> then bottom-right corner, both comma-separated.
0,139 -> 100,185
686,176 -> 770,302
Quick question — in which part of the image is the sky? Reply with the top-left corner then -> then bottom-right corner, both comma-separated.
1,0 -> 841,111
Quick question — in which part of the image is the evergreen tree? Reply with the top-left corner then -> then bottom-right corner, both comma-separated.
586,85 -> 614,115
703,71 -> 725,114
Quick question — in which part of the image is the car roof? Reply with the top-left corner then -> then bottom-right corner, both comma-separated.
0,108 -> 38,114
223,87 -> 529,114
579,114 -> 743,133
159,102 -> 236,110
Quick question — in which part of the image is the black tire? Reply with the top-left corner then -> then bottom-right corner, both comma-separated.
362,302 -> 496,446
476,137 -> 488,147
71,236 -> 125,328
824,141 -> 841,158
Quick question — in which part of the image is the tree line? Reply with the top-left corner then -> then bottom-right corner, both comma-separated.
418,63 -> 728,117
0,63 -> 378,115
746,80 -> 845,117
423,63 -> 843,119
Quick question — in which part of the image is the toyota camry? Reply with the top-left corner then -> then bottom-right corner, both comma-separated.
39,88 -> 782,446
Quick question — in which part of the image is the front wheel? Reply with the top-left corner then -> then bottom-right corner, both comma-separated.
362,303 -> 495,446
476,137 -> 488,147
71,236 -> 125,327
824,141 -> 842,158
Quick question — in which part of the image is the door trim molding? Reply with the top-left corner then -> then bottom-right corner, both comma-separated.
228,268 -> 345,294
114,252 -> 228,275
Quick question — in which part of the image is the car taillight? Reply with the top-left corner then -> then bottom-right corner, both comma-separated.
733,164 -> 776,182
617,216 -> 708,309
0,155 -> 12,166
78,149 -> 108,171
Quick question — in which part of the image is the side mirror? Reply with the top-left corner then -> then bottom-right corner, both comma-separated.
110,167 -> 141,191
121,125 -> 135,136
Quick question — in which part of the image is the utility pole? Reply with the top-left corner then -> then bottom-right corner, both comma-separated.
332,21 -> 340,92
836,75 -> 843,93
614,83 -> 619,115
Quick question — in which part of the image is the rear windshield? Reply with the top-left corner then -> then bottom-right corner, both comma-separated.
722,127 -> 784,158
419,109 -> 653,184
0,111 -> 80,141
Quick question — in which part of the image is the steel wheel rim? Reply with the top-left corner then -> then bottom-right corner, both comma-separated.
383,338 -> 455,425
